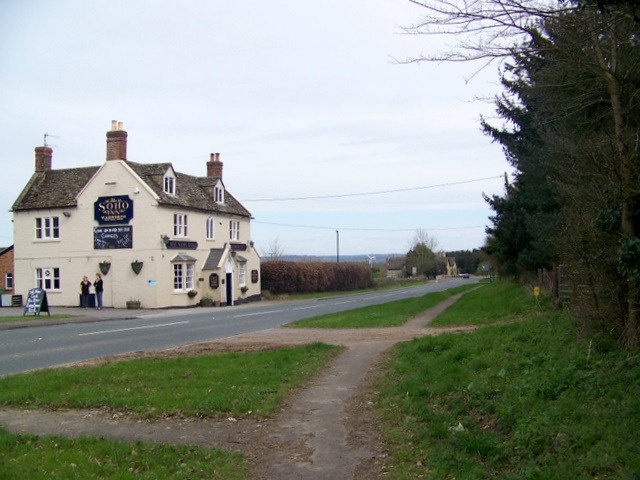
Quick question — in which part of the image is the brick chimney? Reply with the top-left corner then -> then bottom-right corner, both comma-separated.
207,152 -> 223,179
34,146 -> 53,172
106,120 -> 127,161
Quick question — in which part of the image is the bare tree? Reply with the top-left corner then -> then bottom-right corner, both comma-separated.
409,228 -> 439,251
262,237 -> 286,261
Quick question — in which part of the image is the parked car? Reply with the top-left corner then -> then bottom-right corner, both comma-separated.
460,273 -> 470,279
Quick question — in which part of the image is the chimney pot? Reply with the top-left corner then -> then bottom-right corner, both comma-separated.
111,120 -> 117,131
106,121 -> 127,161
207,152 -> 223,179
35,146 -> 53,172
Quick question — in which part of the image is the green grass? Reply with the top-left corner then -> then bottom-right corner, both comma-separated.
267,278 -> 429,301
286,284 -> 479,328
373,281 -> 640,479
0,314 -> 75,323
0,428 -> 247,479
430,280 -> 542,327
0,342 -> 341,419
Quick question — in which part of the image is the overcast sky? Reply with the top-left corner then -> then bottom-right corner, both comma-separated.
0,0 -> 510,257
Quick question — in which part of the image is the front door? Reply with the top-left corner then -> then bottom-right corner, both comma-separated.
226,272 -> 233,306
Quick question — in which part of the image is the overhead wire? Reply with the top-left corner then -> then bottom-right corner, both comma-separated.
240,175 -> 503,202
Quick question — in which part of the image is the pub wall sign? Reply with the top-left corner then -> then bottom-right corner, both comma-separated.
95,195 -> 134,225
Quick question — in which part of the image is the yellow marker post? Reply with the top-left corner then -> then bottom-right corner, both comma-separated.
534,286 -> 540,298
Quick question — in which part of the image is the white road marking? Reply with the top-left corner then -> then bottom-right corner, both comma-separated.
78,321 -> 190,336
233,309 -> 286,318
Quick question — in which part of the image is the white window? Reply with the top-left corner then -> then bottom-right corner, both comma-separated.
35,267 -> 60,290
173,263 -> 194,291
35,217 -> 59,239
215,185 -> 224,204
239,263 -> 246,287
173,213 -> 188,237
164,175 -> 176,195
4,272 -> 13,290
230,220 -> 240,241
206,216 -> 215,240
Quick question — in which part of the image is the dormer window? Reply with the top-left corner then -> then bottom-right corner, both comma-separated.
163,172 -> 176,195
214,184 -> 224,204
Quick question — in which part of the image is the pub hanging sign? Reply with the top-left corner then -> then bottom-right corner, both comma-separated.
94,195 -> 134,225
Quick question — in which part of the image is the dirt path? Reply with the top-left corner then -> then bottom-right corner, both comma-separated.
0,293 -> 475,479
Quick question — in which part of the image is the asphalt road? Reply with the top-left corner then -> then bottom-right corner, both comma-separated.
0,278 -> 478,377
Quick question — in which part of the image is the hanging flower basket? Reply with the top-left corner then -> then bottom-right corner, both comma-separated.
99,261 -> 111,276
131,261 -> 143,275
188,290 -> 198,298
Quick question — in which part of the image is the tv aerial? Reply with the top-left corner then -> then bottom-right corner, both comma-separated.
44,132 -> 60,148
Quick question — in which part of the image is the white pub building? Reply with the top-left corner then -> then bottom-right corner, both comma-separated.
11,121 -> 261,308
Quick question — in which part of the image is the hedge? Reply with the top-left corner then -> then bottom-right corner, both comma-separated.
261,261 -> 374,294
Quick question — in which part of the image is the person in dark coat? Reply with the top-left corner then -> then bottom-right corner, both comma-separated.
80,276 -> 91,308
94,273 -> 104,310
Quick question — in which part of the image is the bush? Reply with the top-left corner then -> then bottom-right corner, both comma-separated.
261,261 -> 373,294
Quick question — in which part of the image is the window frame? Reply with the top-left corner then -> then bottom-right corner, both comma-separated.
163,174 -> 176,195
35,216 -> 60,240
229,220 -> 240,241
173,262 -> 195,292
35,267 -> 61,290
239,263 -> 246,287
4,272 -> 13,290
206,215 -> 215,240
173,213 -> 188,237
214,185 -> 224,204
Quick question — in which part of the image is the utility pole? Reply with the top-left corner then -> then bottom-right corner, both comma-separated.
336,230 -> 340,263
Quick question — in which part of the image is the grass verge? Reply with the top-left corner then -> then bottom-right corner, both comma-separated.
0,429 -> 247,479
373,281 -> 640,479
0,314 -> 75,324
0,342 -> 341,419
286,283 -> 479,328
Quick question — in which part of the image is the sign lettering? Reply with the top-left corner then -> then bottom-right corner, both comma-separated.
95,195 -> 134,224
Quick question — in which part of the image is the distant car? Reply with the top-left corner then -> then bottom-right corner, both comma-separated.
460,273 -> 470,279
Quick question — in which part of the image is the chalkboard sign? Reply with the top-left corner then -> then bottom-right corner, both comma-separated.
94,226 -> 133,249
23,288 -> 50,316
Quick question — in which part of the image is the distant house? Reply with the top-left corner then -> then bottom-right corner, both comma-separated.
385,255 -> 406,278
438,251 -> 458,277
0,245 -> 14,294
11,122 -> 261,308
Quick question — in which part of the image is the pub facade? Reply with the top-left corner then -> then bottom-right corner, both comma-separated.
11,121 -> 261,308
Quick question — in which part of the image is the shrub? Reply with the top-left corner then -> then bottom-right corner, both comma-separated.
261,261 -> 373,294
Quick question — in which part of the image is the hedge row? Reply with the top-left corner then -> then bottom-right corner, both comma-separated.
261,261 -> 374,294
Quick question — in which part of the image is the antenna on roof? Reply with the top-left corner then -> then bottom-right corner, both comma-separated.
44,133 -> 60,148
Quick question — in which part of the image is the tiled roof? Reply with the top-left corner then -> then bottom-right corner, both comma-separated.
12,167 -> 100,211
386,256 -> 406,271
203,248 -> 226,270
12,161 -> 251,218
128,162 -> 251,217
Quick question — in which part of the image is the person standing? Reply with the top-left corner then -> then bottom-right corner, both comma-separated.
94,273 -> 104,310
80,276 -> 91,308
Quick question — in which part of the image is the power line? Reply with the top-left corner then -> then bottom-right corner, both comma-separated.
241,175 -> 503,202
253,220 -> 486,232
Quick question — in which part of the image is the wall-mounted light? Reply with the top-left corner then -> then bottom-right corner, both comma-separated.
62,211 -> 71,217
133,187 -> 140,194
161,234 -> 170,245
